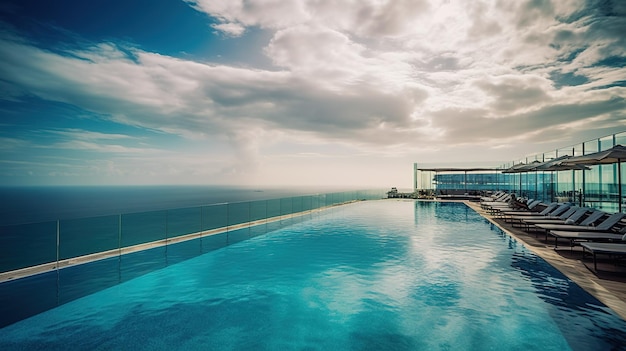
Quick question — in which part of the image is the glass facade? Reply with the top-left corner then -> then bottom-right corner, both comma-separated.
415,131 -> 626,212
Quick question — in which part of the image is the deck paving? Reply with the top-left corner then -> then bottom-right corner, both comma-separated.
464,200 -> 626,321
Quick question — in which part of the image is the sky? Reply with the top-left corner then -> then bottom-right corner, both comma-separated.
0,0 -> 625,189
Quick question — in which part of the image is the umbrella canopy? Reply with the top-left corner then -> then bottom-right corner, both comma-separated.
502,162 -> 531,174
533,155 -> 590,171
516,160 -> 542,172
561,145 -> 626,165
562,144 -> 626,212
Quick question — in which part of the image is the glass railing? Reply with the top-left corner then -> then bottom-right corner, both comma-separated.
0,190 -> 385,276
415,130 -> 626,212
0,190 -> 386,327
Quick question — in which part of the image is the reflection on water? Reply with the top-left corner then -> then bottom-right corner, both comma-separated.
1,201 -> 625,350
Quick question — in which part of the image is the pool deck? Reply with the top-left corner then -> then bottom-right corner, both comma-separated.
464,200 -> 626,321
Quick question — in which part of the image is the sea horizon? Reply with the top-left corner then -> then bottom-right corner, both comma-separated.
0,184 -> 384,227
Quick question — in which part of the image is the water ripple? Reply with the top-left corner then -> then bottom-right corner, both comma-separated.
1,201 -> 625,350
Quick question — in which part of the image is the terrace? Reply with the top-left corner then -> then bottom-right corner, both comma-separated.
410,130 -> 626,320
415,131 -> 626,213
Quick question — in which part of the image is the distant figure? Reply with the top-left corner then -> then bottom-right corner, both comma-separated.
510,195 -> 529,210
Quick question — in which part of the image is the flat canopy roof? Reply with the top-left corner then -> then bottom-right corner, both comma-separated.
417,167 -> 501,172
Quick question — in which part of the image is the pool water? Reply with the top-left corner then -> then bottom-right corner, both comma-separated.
1,201 -> 625,350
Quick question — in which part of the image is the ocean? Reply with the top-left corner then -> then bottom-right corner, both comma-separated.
0,185 -> 355,226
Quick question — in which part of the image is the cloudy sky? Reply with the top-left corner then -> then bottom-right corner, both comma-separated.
0,0 -> 625,188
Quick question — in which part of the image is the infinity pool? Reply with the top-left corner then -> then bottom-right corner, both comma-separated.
1,201 -> 625,350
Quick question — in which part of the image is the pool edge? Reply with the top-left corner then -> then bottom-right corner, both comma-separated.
462,199 -> 626,322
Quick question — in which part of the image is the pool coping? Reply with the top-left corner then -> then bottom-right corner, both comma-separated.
462,199 -> 626,322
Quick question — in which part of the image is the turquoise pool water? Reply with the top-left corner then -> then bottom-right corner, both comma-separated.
1,201 -> 625,350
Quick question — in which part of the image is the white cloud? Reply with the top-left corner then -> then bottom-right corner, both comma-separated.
2,0 -> 626,187
210,22 -> 246,37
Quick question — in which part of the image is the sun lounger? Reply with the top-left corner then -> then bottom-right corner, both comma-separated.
520,207 -> 590,232
486,198 -> 524,209
549,230 -> 625,248
512,204 -> 576,222
482,196 -> 531,214
493,200 -> 542,217
534,212 -> 626,242
580,241 -> 626,273
535,212 -> 625,233
506,203 -> 570,224
500,202 -> 558,220
480,194 -> 512,210
481,192 -> 509,204
480,191 -> 505,202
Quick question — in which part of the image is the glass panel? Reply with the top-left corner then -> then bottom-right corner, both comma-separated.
0,221 -> 57,272
302,196 -> 312,211
585,164 -> 601,205
556,170 -> 574,203
539,171 -> 552,203
311,194 -> 323,209
341,191 -> 354,202
292,196 -> 304,213
227,202 -> 250,227
280,197 -> 293,216
323,193 -> 332,206
415,170 -> 435,192
266,199 -> 281,219
167,207 -> 201,238
556,146 -> 573,157
615,131 -> 626,146
543,151 -> 556,160
0,271 -> 58,328
342,191 -> 355,202
356,190 -> 365,200
121,210 -> 166,248
326,193 -> 337,206
573,143 -> 583,157
249,200 -> 267,222
58,257 -> 120,305
521,172 -> 535,198
342,192 -> 350,203
319,194 -> 328,207
584,139 -> 599,155
599,135 -> 614,151
539,151 -> 558,202
573,169 -> 584,206
59,215 -> 119,260
202,204 -> 227,231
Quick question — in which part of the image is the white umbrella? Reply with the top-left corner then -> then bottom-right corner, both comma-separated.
562,145 -> 626,211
